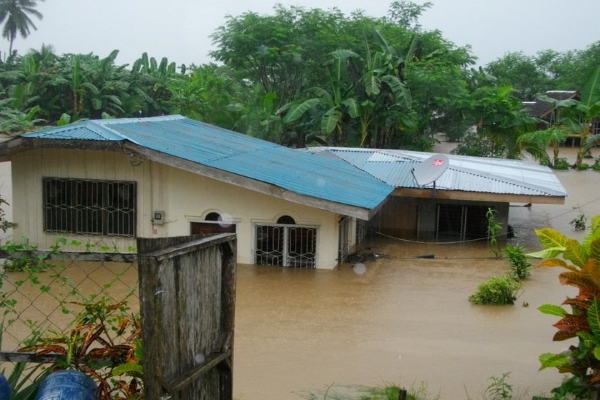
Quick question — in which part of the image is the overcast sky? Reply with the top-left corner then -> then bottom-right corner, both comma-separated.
7,0 -> 600,68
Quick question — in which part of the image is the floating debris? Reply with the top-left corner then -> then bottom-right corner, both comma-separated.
345,252 -> 390,263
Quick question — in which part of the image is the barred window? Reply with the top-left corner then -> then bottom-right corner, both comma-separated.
43,178 -> 136,237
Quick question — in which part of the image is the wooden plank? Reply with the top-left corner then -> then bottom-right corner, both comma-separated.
138,234 -> 237,399
219,243 -> 236,400
137,250 -> 164,400
141,233 -> 235,262
162,351 -> 231,393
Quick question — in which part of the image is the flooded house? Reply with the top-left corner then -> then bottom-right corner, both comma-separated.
0,115 -> 567,269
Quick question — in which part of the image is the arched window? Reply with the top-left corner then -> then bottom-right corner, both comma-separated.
190,212 -> 235,235
205,212 -> 221,221
277,215 -> 295,224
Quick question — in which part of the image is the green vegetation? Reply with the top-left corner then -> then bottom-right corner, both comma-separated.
530,215 -> 600,399
569,210 -> 587,230
0,236 -> 140,399
552,158 -> 570,170
486,208 -> 502,257
0,0 -> 44,56
0,1 -> 598,156
20,298 -> 143,399
503,244 -> 531,280
469,275 -> 521,305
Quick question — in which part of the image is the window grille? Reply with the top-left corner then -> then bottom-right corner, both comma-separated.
255,224 -> 316,268
43,178 -> 136,237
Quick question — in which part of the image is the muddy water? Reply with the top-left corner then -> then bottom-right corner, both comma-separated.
1,147 -> 598,399
233,147 -> 600,399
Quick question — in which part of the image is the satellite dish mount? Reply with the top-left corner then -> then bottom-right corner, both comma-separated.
411,154 -> 449,197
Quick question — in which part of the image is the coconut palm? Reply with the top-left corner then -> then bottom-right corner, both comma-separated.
0,0 -> 44,59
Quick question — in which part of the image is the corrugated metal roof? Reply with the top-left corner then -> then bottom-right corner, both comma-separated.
308,148 -> 567,197
21,116 -> 394,212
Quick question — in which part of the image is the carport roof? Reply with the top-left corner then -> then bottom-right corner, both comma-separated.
307,147 -> 568,203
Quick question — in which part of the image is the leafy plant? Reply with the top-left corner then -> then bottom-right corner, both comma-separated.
483,372 -> 513,400
577,162 -> 590,171
530,215 -> 600,398
593,159 -> 600,172
18,298 -> 143,399
503,244 -> 531,280
486,208 -> 502,257
553,157 -> 570,170
469,275 -> 521,305
0,239 -> 52,272
0,326 -> 50,400
569,211 -> 587,231
548,376 -> 590,399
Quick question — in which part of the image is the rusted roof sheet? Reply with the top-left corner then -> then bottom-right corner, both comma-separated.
522,90 -> 578,120
308,148 -> 567,197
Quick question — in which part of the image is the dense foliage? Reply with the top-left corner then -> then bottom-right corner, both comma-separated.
503,244 -> 531,280
468,275 -> 521,305
0,1 -> 598,154
532,215 -> 600,398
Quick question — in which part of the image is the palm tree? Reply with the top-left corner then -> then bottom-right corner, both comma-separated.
536,66 -> 600,168
0,0 -> 44,59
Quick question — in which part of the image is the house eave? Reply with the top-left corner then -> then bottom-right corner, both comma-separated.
392,187 -> 566,205
0,138 -> 379,220
122,143 -> 375,220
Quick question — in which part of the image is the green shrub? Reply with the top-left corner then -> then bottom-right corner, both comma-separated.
577,162 -> 590,170
553,158 -> 570,170
593,159 -> 600,171
503,244 -> 531,280
469,275 -> 520,305
569,213 -> 587,230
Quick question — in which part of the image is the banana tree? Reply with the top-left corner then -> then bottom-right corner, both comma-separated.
48,55 -> 100,121
350,30 -> 412,148
279,49 -> 359,146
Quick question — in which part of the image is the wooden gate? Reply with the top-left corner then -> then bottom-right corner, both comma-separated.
138,233 -> 236,400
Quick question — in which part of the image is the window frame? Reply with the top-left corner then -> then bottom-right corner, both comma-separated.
43,177 -> 137,238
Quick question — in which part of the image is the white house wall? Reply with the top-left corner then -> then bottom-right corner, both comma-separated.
11,149 -> 343,269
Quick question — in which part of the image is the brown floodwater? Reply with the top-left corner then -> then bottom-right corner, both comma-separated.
1,146 -> 599,399
233,146 -> 600,399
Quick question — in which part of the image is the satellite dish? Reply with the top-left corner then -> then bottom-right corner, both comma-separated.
412,154 -> 449,186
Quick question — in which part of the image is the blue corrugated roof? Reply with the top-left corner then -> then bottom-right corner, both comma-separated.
22,116 -> 393,212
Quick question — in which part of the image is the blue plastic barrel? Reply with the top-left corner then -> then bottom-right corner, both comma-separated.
0,373 -> 10,399
35,370 -> 97,400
